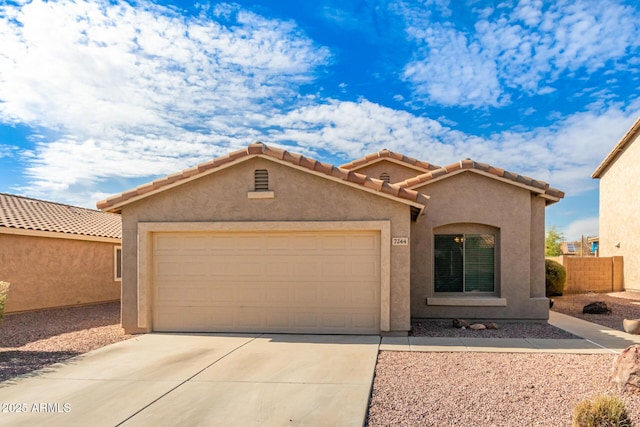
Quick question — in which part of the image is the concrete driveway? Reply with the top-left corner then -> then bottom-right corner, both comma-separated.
0,334 -> 380,426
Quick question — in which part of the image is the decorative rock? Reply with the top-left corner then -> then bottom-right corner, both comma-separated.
582,301 -> 611,314
453,318 -> 470,329
470,323 -> 486,330
609,344 -> 640,394
485,322 -> 500,330
623,319 -> 640,335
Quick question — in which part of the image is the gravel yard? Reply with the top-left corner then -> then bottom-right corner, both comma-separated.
551,291 -> 640,331
367,352 -> 640,426
0,302 -> 131,382
411,320 -> 578,339
2,295 -> 640,426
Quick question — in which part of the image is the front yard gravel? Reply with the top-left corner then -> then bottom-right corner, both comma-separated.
551,291 -> 640,331
367,352 -> 640,426
0,302 -> 131,382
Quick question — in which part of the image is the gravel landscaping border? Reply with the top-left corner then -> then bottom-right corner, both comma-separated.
367,352 -> 640,426
551,291 -> 640,331
2,293 -> 640,426
0,302 -> 131,382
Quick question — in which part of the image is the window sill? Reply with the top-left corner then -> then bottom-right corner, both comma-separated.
427,297 -> 507,307
247,191 -> 274,199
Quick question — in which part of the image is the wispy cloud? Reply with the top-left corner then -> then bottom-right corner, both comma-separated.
399,0 -> 640,107
562,216 -> 599,240
267,98 -> 640,195
0,0 -> 329,199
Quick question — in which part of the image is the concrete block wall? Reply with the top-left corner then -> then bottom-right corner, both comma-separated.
550,255 -> 624,294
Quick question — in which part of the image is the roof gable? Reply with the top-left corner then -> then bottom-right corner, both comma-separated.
0,193 -> 121,239
340,149 -> 440,173
97,142 -> 429,216
397,159 -> 564,204
592,115 -> 640,178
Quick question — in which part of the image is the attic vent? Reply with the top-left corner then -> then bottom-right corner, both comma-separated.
380,172 -> 391,183
254,169 -> 269,191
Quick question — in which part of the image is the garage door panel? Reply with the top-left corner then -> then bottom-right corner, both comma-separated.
153,230 -> 380,334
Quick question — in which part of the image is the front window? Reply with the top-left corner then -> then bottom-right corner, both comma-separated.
434,234 -> 495,292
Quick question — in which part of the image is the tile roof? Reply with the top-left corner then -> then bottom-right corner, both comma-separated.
0,193 -> 121,239
97,142 -> 430,215
340,149 -> 440,172
396,159 -> 565,202
592,115 -> 640,178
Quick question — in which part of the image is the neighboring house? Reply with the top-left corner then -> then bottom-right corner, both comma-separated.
559,240 -> 593,257
0,193 -> 122,313
98,142 -> 563,335
592,116 -> 640,292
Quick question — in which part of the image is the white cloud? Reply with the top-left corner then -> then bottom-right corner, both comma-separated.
0,0 -> 329,201
266,98 -> 640,196
399,0 -> 640,107
562,216 -> 599,241
403,25 -> 504,107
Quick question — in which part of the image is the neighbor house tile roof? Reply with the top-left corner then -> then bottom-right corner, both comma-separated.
97,142 -> 430,214
397,159 -> 565,202
592,115 -> 640,178
0,193 -> 121,239
340,149 -> 441,172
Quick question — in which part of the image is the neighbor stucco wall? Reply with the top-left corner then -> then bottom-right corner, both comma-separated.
598,134 -> 640,291
410,172 -> 549,320
120,157 -> 413,334
0,233 -> 121,313
348,161 -> 428,184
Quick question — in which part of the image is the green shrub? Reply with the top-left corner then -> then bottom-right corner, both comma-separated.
572,395 -> 632,427
545,259 -> 566,297
0,281 -> 9,324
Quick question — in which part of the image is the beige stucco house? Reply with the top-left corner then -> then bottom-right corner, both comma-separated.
593,116 -> 640,292
0,193 -> 122,313
98,142 -> 563,335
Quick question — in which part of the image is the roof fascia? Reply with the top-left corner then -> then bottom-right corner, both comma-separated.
342,157 -> 430,174
592,116 -> 640,178
102,154 -> 427,214
405,168 -> 548,195
0,226 -> 121,243
259,155 -> 427,211
101,155 -> 255,213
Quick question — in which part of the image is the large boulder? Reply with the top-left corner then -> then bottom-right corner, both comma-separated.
609,345 -> 640,394
582,301 -> 611,314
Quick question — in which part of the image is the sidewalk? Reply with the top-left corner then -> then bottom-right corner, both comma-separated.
380,311 -> 640,354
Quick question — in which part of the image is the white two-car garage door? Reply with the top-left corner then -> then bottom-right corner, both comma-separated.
152,230 -> 380,334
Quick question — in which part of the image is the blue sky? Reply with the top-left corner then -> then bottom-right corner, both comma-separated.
1,0 -> 639,240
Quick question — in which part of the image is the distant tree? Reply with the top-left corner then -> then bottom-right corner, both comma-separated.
545,226 -> 565,256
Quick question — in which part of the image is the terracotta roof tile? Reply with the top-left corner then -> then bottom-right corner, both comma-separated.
97,142 -> 429,213
1,193 -> 121,239
340,149 -> 441,172
396,159 -> 565,201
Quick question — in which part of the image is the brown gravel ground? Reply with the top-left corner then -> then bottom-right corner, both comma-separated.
411,320 -> 578,339
551,291 -> 640,331
0,302 -> 131,382
368,292 -> 640,426
367,352 -> 640,427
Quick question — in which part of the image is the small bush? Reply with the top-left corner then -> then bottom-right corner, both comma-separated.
572,394 -> 632,427
0,281 -> 9,324
545,259 -> 566,297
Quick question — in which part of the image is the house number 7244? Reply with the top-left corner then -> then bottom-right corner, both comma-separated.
392,237 -> 409,246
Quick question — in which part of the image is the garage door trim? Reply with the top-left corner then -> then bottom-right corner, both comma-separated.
137,221 -> 391,332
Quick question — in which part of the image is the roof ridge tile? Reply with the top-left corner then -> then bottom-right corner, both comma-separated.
97,143 -> 428,213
